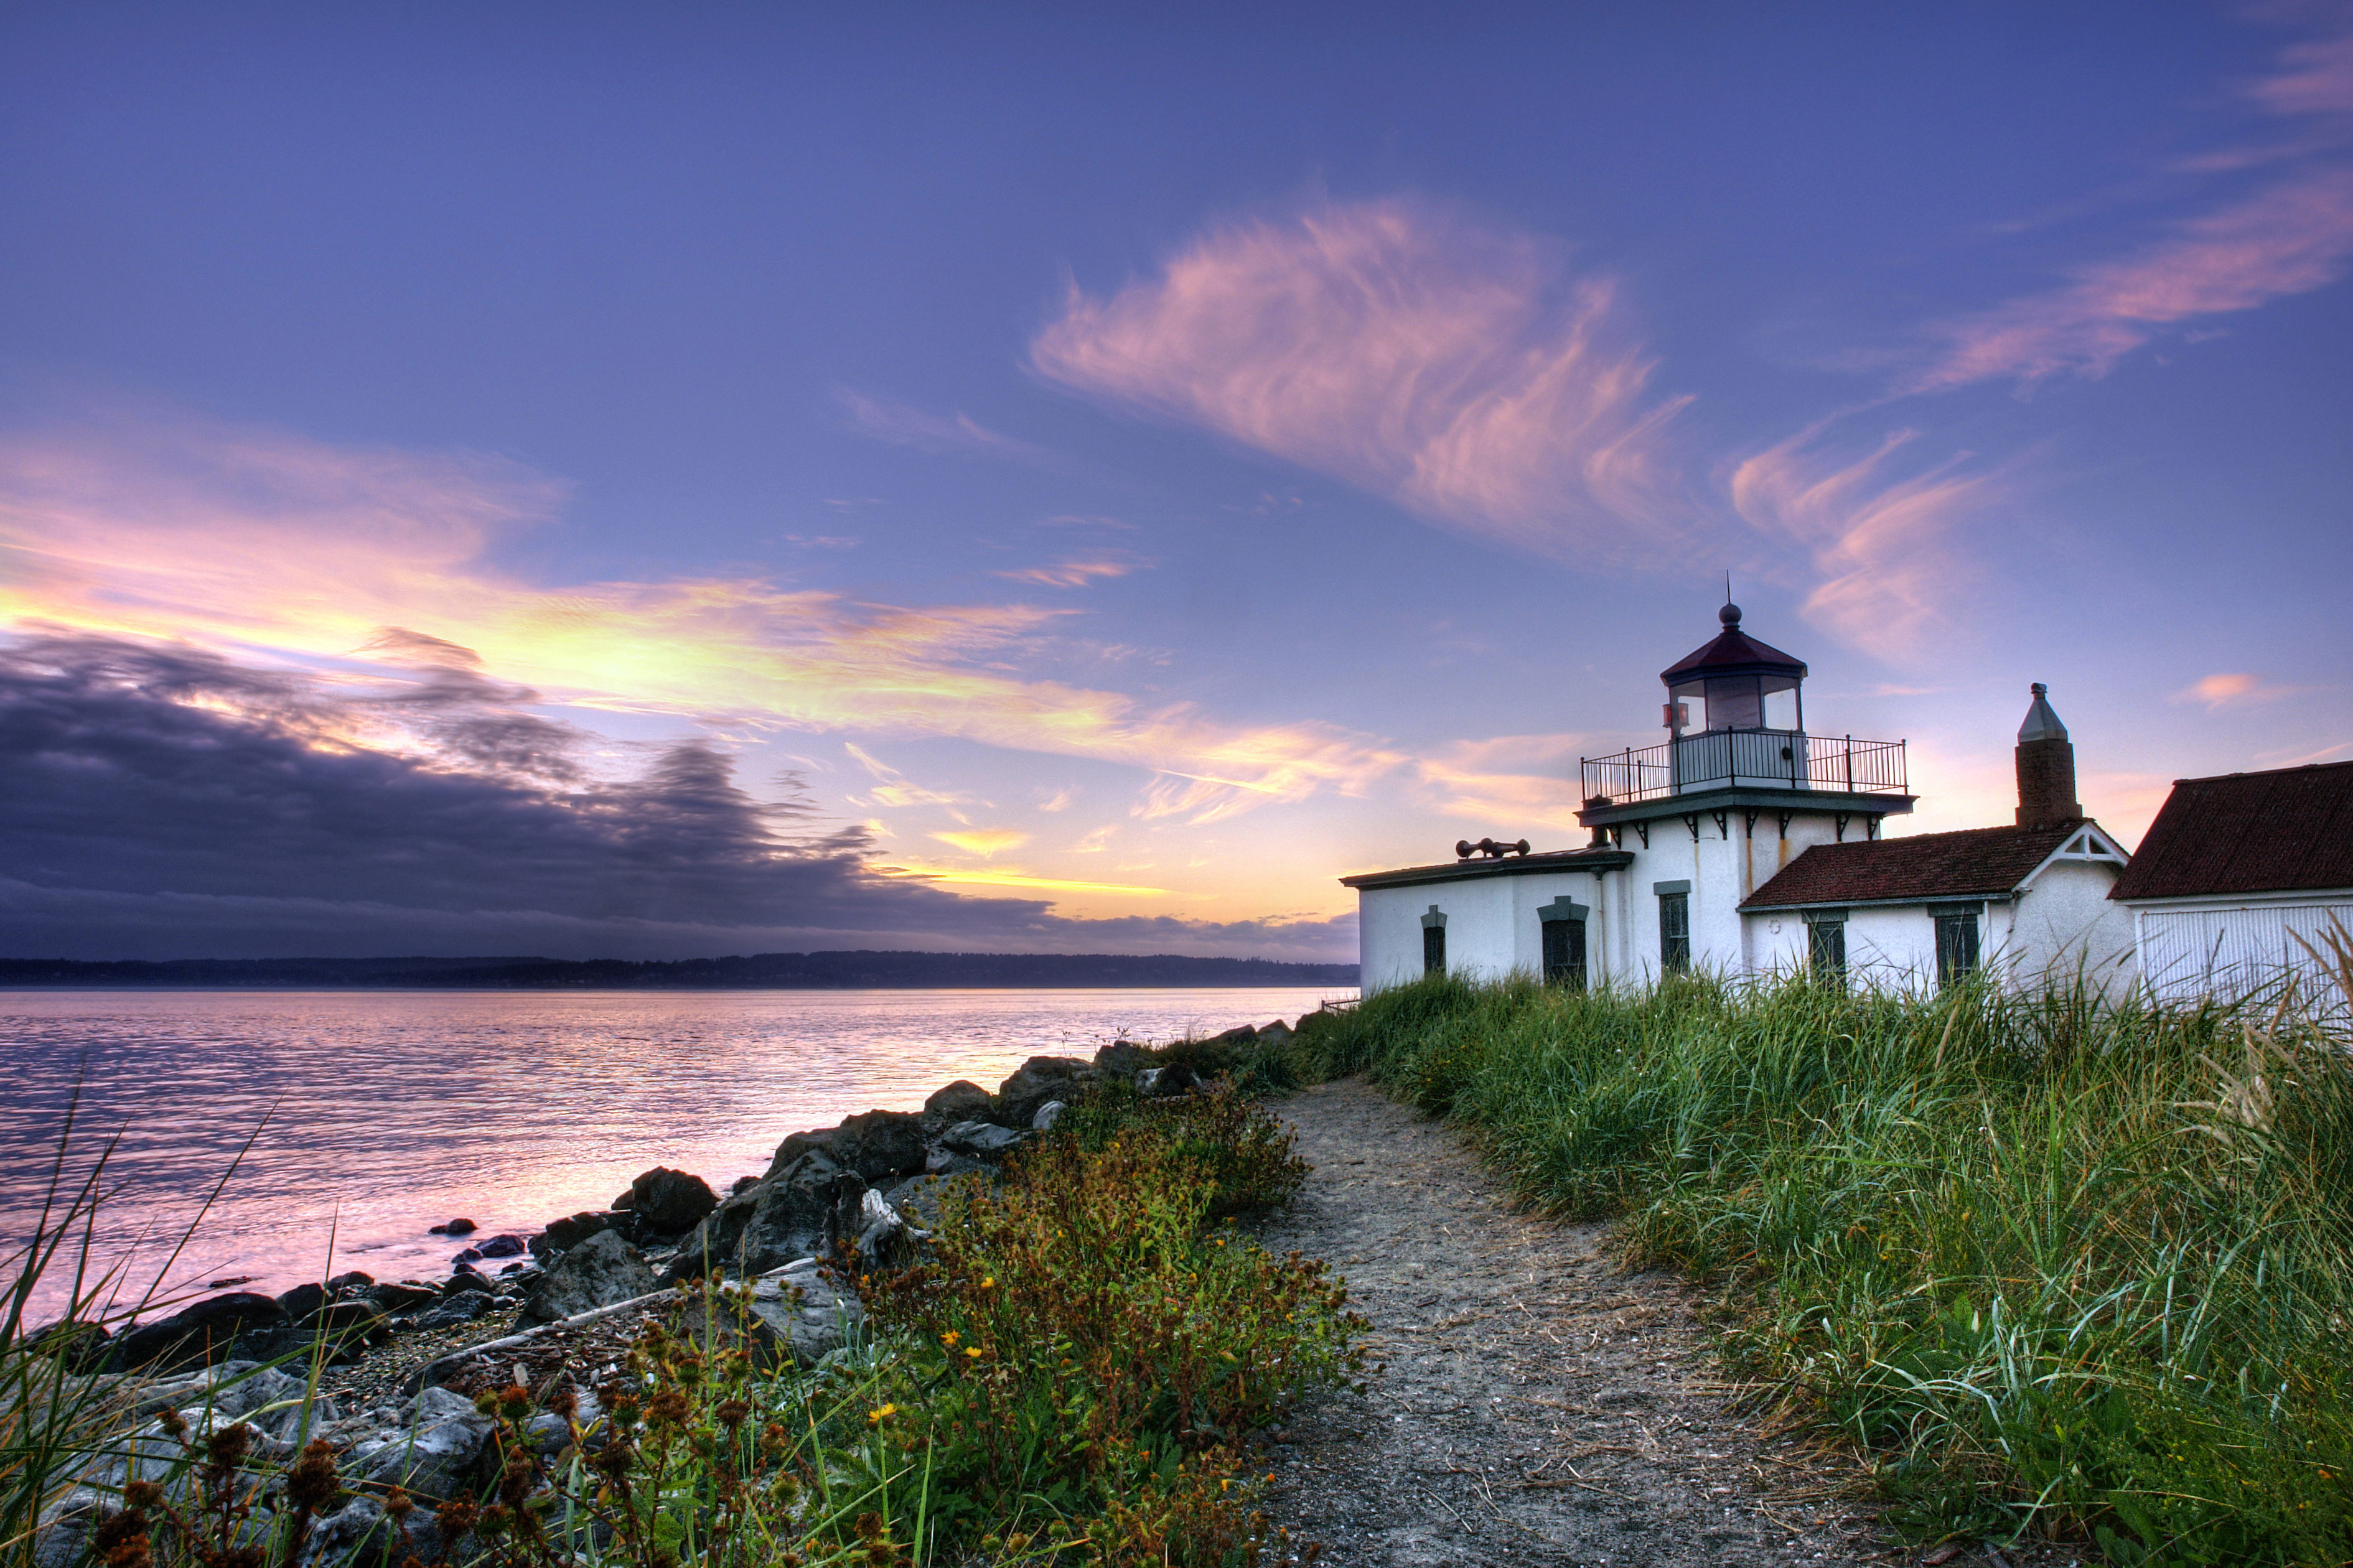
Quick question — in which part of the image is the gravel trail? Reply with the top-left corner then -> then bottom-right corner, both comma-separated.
1255,1076 -> 1884,1568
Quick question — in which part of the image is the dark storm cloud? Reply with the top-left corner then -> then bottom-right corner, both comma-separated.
0,633 -> 1354,961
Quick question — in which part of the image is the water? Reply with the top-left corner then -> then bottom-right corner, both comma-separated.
0,986 -> 1349,1314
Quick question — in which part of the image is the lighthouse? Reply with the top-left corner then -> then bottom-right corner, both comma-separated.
1344,603 -> 2135,991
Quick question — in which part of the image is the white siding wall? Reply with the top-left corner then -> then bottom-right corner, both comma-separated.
2132,894 -> 2353,1005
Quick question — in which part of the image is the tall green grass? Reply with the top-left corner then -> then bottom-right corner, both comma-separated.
1301,948 -> 2353,1568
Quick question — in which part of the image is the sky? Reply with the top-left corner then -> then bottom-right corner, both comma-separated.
2,2 -> 2349,963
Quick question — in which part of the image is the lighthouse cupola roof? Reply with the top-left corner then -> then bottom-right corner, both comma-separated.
1658,602 -> 1808,686
1657,602 -> 1809,737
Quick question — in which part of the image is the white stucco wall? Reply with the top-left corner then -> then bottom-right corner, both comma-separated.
1357,870 -> 1606,991
1611,809 -> 1855,981
1995,860 -> 2138,991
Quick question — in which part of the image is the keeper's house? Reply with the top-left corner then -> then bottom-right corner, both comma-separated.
2108,759 -> 2353,1002
1344,604 -> 2136,992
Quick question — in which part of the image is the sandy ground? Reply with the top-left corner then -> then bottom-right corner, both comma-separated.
1253,1076 -> 1890,1568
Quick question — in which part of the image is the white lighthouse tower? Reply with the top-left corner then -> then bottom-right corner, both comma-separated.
1346,602 -> 1914,987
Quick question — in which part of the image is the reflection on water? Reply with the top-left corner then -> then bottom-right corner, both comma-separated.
0,986 -> 1349,1309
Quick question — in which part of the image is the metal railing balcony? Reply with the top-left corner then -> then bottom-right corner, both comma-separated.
1579,730 -> 1907,806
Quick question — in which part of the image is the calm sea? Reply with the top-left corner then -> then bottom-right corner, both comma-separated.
0,986 -> 1349,1314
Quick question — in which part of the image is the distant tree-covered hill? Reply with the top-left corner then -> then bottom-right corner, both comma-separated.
0,951 -> 1360,990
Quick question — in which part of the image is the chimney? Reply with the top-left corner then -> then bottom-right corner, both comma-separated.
2014,682 -> 2082,830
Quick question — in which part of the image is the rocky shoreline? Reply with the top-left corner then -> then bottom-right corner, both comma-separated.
28,1012 -> 1334,1568
52,1010 -> 1322,1384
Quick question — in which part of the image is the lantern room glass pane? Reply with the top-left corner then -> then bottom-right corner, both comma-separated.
1703,674 -> 1764,730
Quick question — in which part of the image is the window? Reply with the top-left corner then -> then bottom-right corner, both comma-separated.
1657,884 -> 1690,974
1420,904 -> 1448,976
1934,905 -> 1980,987
1541,917 -> 1587,989
1807,913 -> 1846,981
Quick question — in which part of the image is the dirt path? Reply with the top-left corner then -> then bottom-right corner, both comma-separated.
1254,1076 -> 1884,1568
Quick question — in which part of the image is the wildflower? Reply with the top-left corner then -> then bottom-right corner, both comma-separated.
965,1346 -> 983,1358
941,1329 -> 959,1347
980,1276 -> 994,1287
867,1402 -> 897,1424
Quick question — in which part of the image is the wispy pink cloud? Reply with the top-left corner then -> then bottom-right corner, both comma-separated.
1729,423 -> 2004,660
2169,671 -> 2302,709
1911,168 -> 2353,389
1031,200 -> 1694,562
1911,21 -> 2353,390
993,558 -> 1139,589
835,390 -> 1061,467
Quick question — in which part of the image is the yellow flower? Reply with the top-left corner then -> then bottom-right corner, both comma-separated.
965,1346 -> 984,1358
867,1403 -> 897,1424
980,1276 -> 994,1288
942,1330 -> 960,1347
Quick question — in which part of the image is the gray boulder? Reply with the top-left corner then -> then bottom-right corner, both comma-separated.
733,1260 -> 864,1367
274,1282 -> 327,1322
413,1292 -> 495,1332
358,1385 -> 495,1501
941,1120 -> 1027,1160
520,1229 -> 656,1324
766,1111 -> 927,1183
924,1079 -> 994,1120
1137,1062 -> 1199,1098
294,1496 -> 396,1568
669,1156 -> 840,1281
922,1148 -> 991,1178
628,1167 -> 719,1236
1031,1100 -> 1068,1131
1255,1019 -> 1295,1044
993,1055 -> 1093,1126
299,1300 -> 390,1358
530,1211 -> 621,1261
882,1173 -> 961,1229
111,1293 -> 291,1373
1093,1040 -> 1153,1076
137,1362 -> 328,1447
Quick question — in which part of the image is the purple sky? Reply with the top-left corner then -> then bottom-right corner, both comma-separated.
2,4 -> 2349,961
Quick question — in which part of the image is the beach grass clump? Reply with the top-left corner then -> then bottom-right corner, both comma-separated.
1312,945 -> 2353,1567
5,1084 -> 1357,1568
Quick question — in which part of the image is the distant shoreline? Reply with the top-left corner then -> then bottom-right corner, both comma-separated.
0,949 -> 1360,991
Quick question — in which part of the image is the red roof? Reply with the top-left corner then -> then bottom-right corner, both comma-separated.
1741,823 -> 2082,909
2108,760 -> 2353,901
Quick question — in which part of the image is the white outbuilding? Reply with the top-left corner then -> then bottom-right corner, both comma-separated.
1344,605 -> 2136,992
2107,759 -> 2353,1003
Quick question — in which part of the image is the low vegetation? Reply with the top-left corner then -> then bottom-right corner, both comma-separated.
3,1088 -> 1362,1568
1281,943 -> 2353,1568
